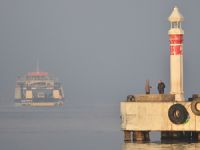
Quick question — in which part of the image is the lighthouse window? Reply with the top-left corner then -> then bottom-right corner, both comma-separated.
172,22 -> 181,28
172,22 -> 177,28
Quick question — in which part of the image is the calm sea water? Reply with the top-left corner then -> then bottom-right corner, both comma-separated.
0,104 -> 199,150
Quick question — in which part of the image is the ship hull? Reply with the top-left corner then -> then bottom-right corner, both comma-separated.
15,99 -> 64,107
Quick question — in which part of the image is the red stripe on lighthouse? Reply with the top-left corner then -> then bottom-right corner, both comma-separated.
170,45 -> 183,55
169,34 -> 183,44
169,34 -> 183,55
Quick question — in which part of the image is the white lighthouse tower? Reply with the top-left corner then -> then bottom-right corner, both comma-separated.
168,6 -> 184,101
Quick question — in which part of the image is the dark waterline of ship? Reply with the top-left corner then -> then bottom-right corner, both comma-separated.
0,104 -> 199,150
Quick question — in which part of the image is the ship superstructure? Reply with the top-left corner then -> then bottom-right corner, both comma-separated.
15,71 -> 64,106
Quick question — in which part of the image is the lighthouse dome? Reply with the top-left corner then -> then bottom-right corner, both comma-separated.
168,6 -> 184,22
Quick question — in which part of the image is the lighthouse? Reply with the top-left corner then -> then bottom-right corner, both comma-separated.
168,6 -> 184,101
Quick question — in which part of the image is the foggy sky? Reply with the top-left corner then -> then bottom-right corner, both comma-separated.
0,0 -> 200,105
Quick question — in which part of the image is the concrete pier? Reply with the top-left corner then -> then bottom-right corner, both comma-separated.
124,131 -> 150,142
161,131 -> 185,141
134,131 -> 145,141
124,131 -> 131,142
121,94 -> 200,142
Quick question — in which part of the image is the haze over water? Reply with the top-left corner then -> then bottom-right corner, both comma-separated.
0,104 -> 121,150
1,0 -> 200,150
0,104 -> 200,150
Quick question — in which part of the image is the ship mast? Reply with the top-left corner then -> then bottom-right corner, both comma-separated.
36,59 -> 40,73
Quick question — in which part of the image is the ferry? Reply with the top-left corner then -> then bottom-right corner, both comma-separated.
14,71 -> 64,107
